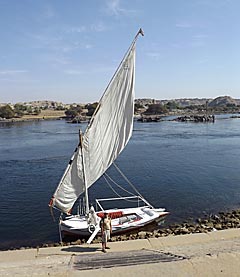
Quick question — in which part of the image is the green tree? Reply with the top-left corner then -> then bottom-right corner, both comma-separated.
75,105 -> 83,114
33,107 -> 41,115
134,103 -> 144,113
165,101 -> 179,111
0,105 -> 15,119
56,105 -> 65,111
14,103 -> 27,111
144,104 -> 168,115
135,103 -> 143,109
26,106 -> 33,114
14,103 -> 26,117
65,108 -> 78,118
65,105 -> 84,118
85,102 -> 98,116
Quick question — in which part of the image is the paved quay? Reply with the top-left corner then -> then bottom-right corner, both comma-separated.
0,228 -> 240,276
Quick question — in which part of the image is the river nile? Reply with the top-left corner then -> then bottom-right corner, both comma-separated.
0,115 -> 240,250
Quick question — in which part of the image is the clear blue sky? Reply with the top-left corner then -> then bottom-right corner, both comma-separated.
0,0 -> 239,103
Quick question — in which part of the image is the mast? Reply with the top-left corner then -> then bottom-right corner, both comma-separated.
81,29 -> 143,215
79,129 -> 89,215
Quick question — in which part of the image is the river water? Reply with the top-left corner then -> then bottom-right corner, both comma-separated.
0,115 -> 240,249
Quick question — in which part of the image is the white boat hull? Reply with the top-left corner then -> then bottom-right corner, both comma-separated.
60,207 -> 169,237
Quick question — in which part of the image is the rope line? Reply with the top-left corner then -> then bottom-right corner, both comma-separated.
103,174 -> 139,203
113,162 -> 145,200
104,172 -> 136,196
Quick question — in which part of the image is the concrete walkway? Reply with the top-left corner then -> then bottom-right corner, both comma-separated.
0,228 -> 240,276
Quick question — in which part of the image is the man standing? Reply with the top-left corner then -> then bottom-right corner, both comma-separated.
100,212 -> 112,253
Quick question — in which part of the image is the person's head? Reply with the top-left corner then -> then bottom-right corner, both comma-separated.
104,212 -> 108,218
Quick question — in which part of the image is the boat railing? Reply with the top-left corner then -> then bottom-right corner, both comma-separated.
95,195 -> 153,211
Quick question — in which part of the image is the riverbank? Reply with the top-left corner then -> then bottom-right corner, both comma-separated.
2,208 -> 240,252
0,228 -> 240,276
0,109 -> 66,122
2,110 -> 240,124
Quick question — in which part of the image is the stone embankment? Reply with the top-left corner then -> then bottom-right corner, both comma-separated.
95,209 -> 240,243
5,209 -> 239,251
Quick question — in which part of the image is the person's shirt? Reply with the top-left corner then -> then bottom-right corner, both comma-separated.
101,217 -> 111,231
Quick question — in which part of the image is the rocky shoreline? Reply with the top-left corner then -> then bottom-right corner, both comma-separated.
2,208 -> 240,251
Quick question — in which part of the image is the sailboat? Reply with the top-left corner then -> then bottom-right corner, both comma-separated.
49,29 -> 169,243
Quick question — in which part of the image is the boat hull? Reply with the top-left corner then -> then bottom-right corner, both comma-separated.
60,207 -> 169,238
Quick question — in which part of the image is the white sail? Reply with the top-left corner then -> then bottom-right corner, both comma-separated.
50,41 -> 136,214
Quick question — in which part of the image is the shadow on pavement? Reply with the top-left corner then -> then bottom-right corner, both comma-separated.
61,246 -> 100,253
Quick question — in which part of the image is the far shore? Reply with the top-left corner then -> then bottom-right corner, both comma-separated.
1,109 -> 239,124
0,110 -> 66,123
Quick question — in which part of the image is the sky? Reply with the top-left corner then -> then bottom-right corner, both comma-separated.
0,0 -> 239,104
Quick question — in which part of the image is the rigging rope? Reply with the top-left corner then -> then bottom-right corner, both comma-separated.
103,174 -> 139,203
112,162 -> 146,200
104,172 -> 136,196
